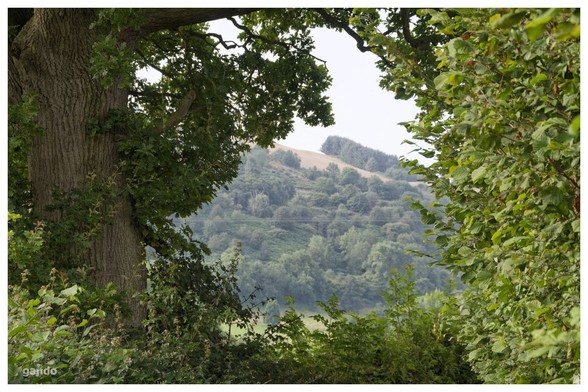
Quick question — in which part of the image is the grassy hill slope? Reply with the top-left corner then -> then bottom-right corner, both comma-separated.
270,143 -> 392,182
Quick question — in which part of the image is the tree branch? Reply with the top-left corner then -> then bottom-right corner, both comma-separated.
135,48 -> 175,79
155,89 -> 198,134
122,8 -> 257,43
8,8 -> 34,105
400,8 -> 440,50
189,31 -> 243,51
313,9 -> 374,54
312,8 -> 392,68
548,157 -> 580,190
227,16 -> 327,64
228,16 -> 289,49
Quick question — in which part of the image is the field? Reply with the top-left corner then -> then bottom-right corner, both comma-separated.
220,314 -> 328,338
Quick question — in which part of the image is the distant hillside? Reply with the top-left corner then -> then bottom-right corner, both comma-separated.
179,141 -> 449,313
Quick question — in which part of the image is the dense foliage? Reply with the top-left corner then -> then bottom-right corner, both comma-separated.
9,212 -> 476,383
7,7 -> 579,385
234,267 -> 478,383
366,8 -> 580,383
181,145 -> 450,311
8,213 -> 133,383
112,9 -> 337,261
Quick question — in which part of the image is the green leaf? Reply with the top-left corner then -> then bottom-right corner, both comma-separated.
27,298 -> 41,308
447,72 -> 463,86
491,338 -> 507,353
8,325 -> 27,339
434,73 -> 450,90
434,72 -> 463,90
31,352 -> 45,361
526,346 -> 550,360
569,115 -> 580,136
525,9 -> 559,40
450,166 -> 470,183
82,324 -> 97,337
447,38 -> 474,58
420,210 -> 437,225
492,11 -> 527,29
477,270 -> 493,281
556,22 -> 580,41
535,307 -> 551,318
31,331 -> 51,343
420,149 -> 435,158
491,229 -> 503,244
539,186 -> 563,206
60,285 -> 80,297
434,235 -> 449,246
471,165 -> 487,183
503,237 -> 528,247
530,73 -> 548,86
571,219 -> 580,233
526,9 -> 559,28
457,246 -> 471,257
500,256 -> 526,272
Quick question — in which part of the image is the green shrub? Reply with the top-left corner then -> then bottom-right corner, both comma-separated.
8,276 -> 134,383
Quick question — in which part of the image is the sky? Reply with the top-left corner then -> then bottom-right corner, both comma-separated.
282,27 -> 421,159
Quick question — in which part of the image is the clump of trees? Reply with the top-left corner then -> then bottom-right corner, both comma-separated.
321,135 -> 399,174
271,149 -> 302,169
236,267 -> 479,383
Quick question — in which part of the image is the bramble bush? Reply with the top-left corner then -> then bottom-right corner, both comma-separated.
8,214 -> 134,383
8,212 -> 269,383
237,266 -> 478,383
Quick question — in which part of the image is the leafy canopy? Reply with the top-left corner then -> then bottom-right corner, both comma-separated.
364,8 -> 579,383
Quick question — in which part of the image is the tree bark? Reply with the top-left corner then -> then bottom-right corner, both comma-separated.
10,9 -> 146,325
123,8 -> 254,42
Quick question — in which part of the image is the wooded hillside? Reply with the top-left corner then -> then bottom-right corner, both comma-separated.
178,141 -> 450,312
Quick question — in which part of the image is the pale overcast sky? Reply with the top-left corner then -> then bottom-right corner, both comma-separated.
282,27 -> 420,158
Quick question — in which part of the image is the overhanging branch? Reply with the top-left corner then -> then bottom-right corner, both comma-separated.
312,8 -> 392,68
228,16 -> 327,65
313,9 -> 374,54
400,8 -> 440,50
123,8 -> 257,43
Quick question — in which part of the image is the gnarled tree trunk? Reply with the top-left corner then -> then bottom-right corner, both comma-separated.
10,9 -> 146,325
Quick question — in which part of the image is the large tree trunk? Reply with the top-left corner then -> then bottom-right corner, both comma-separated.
9,8 -> 256,327
10,9 -> 146,325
